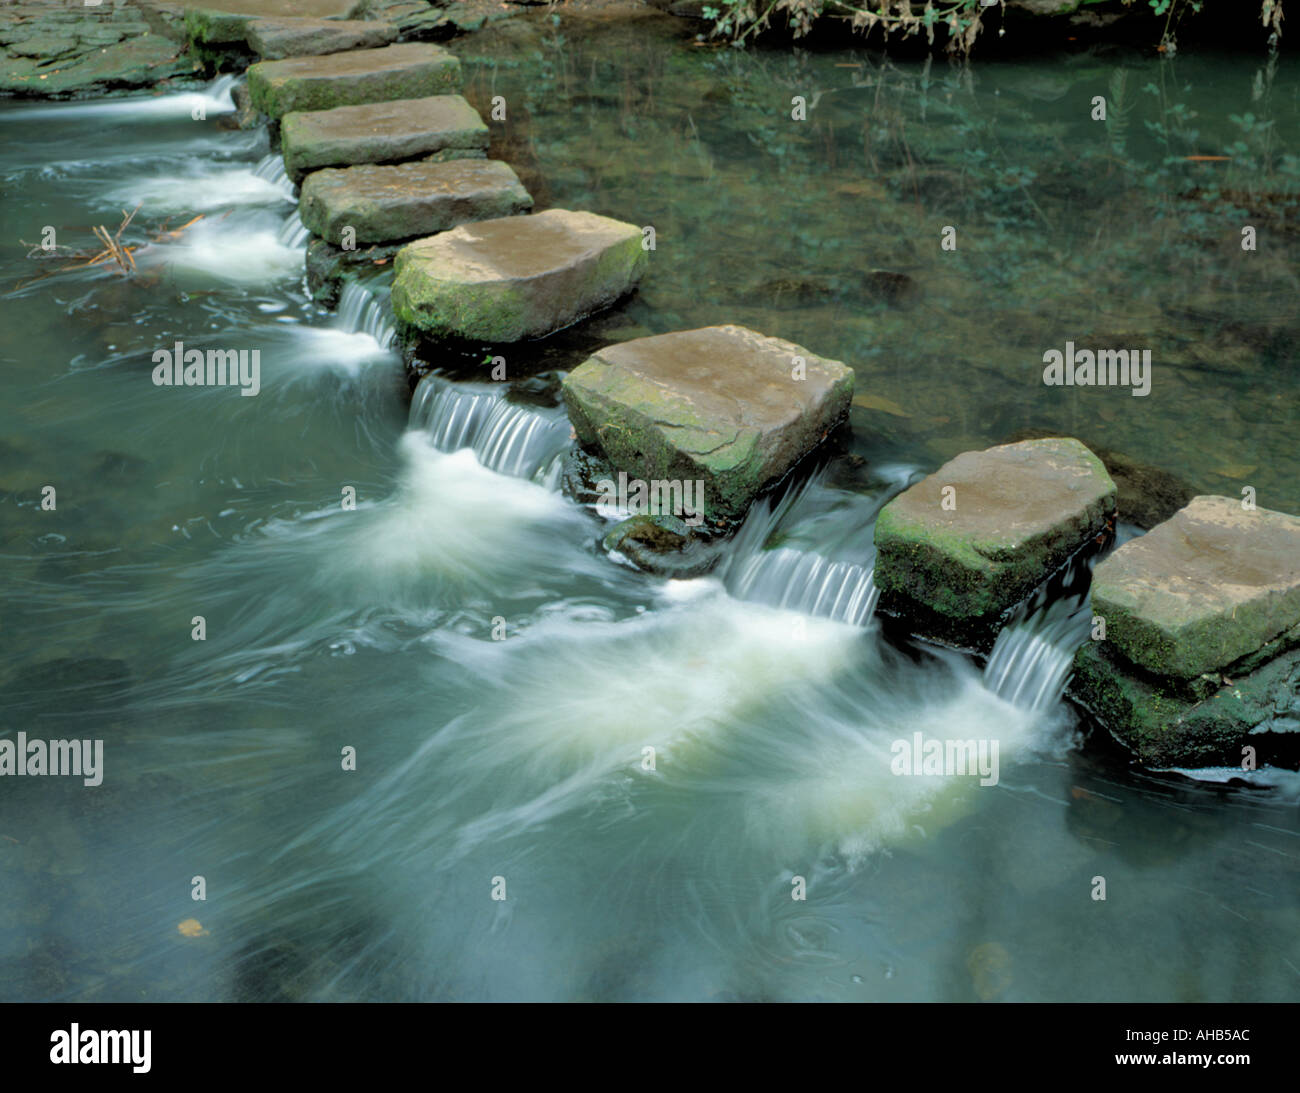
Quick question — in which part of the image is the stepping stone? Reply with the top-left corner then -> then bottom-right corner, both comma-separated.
562,326 -> 853,524
248,42 -> 460,118
1090,495 -> 1300,679
299,159 -> 532,245
280,95 -> 488,182
182,2 -> 361,45
873,437 -> 1116,642
391,209 -> 648,343
245,18 -> 398,60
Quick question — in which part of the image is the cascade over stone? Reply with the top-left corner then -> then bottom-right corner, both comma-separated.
873,437 -> 1117,645
279,95 -> 488,182
247,42 -> 461,118
562,325 -> 853,524
299,159 -> 532,245
391,209 -> 647,343
1090,495 -> 1300,679
245,18 -> 398,60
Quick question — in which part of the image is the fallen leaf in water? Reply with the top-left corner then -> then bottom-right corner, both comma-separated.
966,942 -> 1012,1001
177,919 -> 209,938
1212,463 -> 1257,479
852,393 -> 910,417
834,180 -> 888,200
1070,786 -> 1095,800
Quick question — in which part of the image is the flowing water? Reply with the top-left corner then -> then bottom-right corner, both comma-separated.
1,18 -> 1298,1002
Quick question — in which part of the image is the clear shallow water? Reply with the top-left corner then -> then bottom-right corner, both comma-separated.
0,19 -> 1298,1002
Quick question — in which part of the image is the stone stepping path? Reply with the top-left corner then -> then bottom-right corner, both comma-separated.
281,95 -> 488,182
245,18 -> 398,61
562,326 -> 853,524
299,158 -> 532,245
249,42 -> 460,118
391,209 -> 648,343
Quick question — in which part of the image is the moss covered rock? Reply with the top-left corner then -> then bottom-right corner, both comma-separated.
1092,495 -> 1300,679
299,158 -> 531,245
391,209 -> 647,343
873,437 -> 1116,647
1071,639 -> 1300,768
280,95 -> 487,182
247,42 -> 460,118
245,18 -> 397,60
563,325 -> 852,525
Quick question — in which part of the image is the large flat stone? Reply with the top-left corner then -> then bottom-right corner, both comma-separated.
1091,495 -> 1300,679
874,437 -> 1116,640
1072,639 -> 1300,768
248,42 -> 461,118
245,17 -> 397,59
280,95 -> 488,182
391,209 -> 648,343
299,159 -> 532,245
562,326 -> 853,524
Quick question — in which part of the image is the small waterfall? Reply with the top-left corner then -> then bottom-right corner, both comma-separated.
719,469 -> 906,627
983,525 -> 1141,710
253,154 -> 295,200
276,211 -> 310,249
727,548 -> 878,626
983,596 -> 1091,711
409,380 -> 570,481
335,282 -> 395,350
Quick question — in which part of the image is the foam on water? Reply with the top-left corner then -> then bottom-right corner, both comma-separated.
104,155 -> 295,213
142,210 -> 306,283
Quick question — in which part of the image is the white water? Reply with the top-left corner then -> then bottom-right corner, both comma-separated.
719,466 -> 912,626
335,281 -> 396,350
276,211 -> 311,250
138,213 -> 304,283
409,379 -> 571,481
104,153 -> 295,213
983,594 -> 1092,711
1,74 -> 238,122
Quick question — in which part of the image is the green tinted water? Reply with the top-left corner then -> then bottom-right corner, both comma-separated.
0,13 -> 1296,1002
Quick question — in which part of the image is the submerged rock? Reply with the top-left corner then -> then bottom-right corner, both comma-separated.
391,209 -> 647,343
299,158 -> 531,245
248,42 -> 461,118
562,325 -> 853,525
602,514 -> 723,579
305,238 -> 401,306
280,95 -> 487,182
873,437 -> 1117,649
